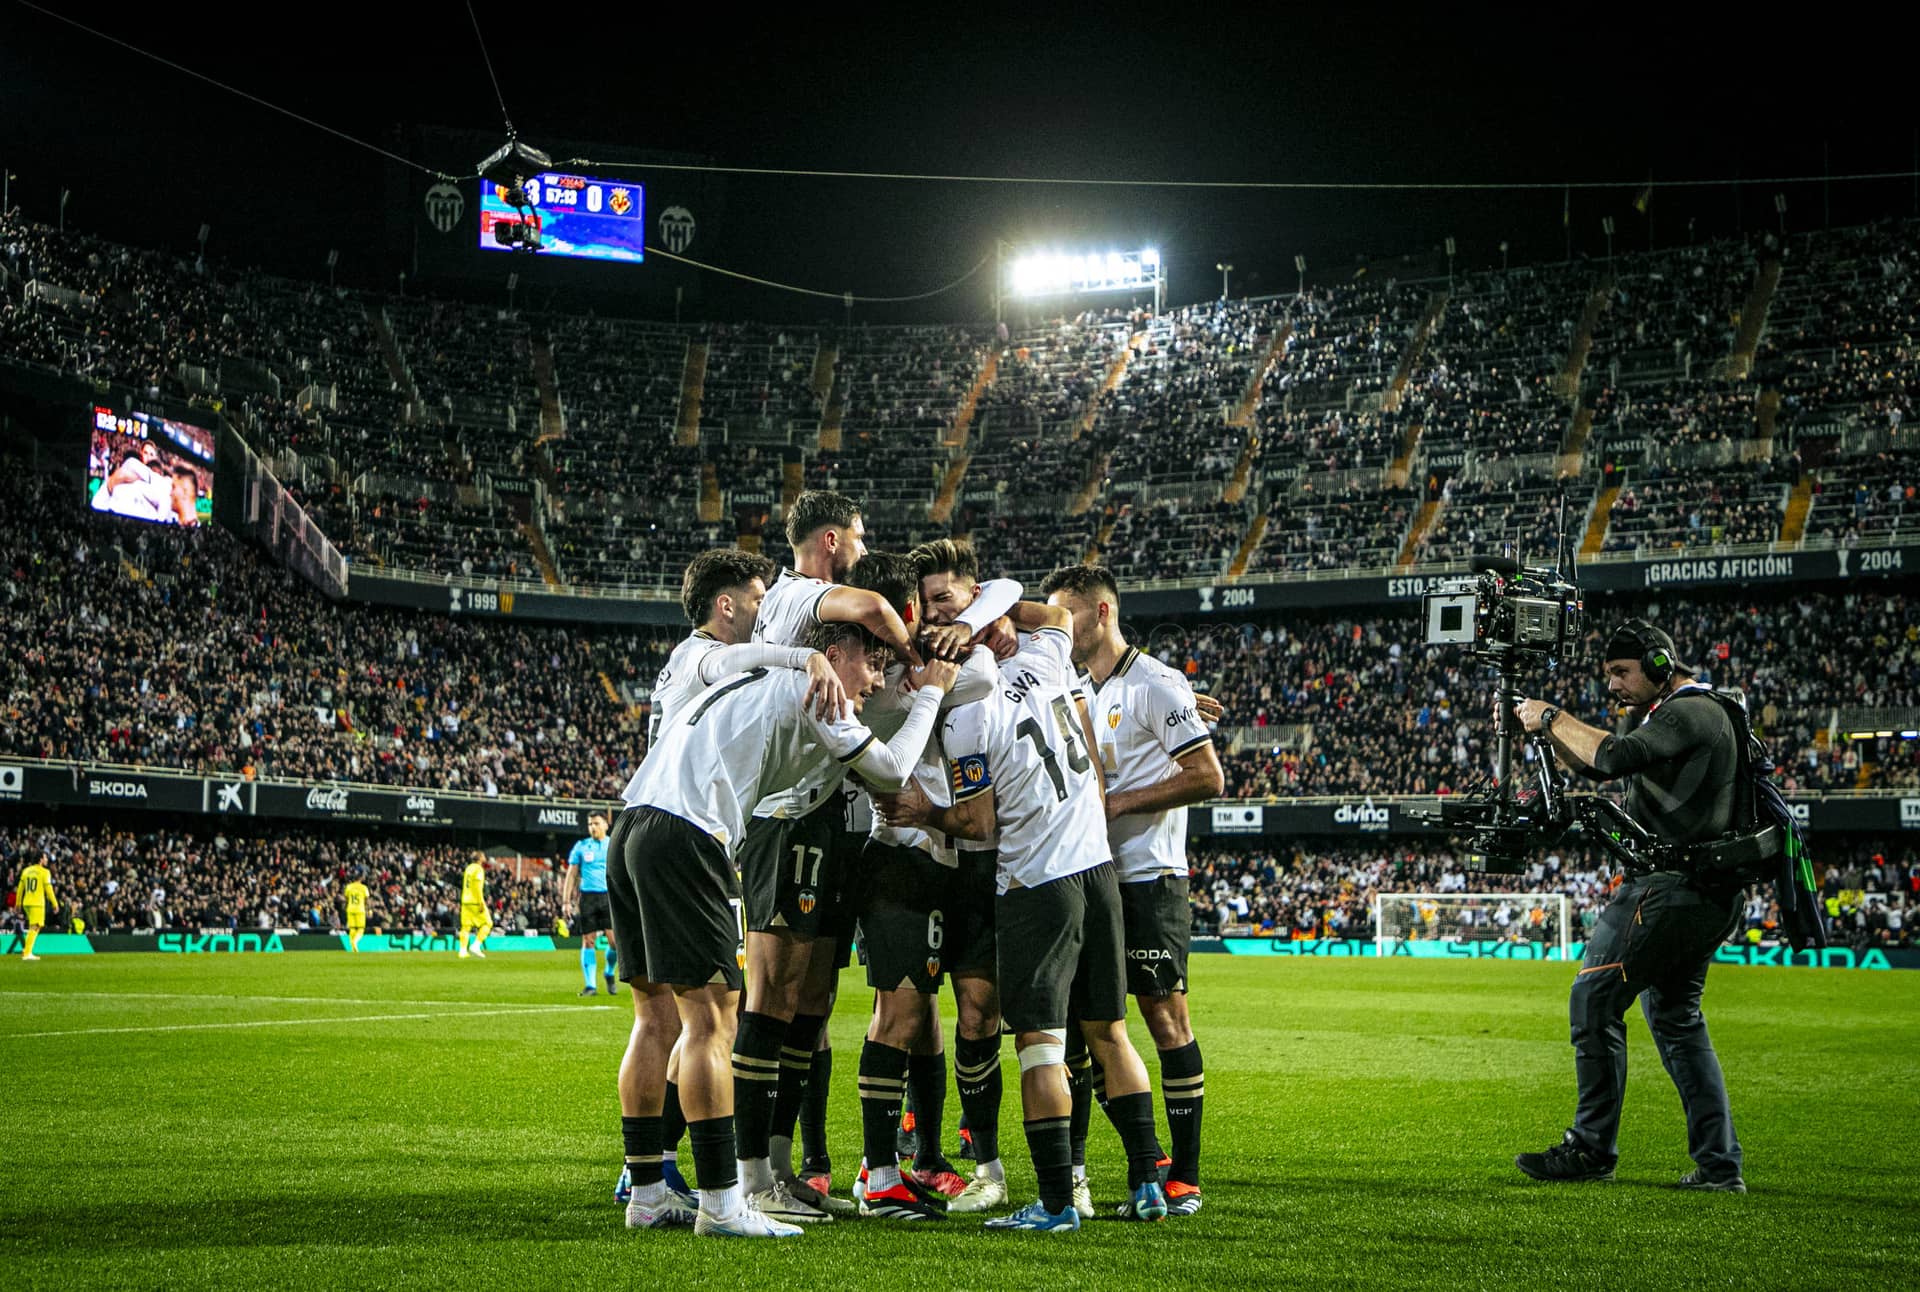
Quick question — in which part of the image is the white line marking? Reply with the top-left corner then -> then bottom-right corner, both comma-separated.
0,991 -> 585,1008
3,1004 -> 611,1040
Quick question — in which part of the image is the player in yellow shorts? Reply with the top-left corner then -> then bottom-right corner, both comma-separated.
14,852 -> 59,961
342,867 -> 382,952
459,851 -> 493,959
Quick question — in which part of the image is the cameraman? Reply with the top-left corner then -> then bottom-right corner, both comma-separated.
1505,618 -> 1747,1193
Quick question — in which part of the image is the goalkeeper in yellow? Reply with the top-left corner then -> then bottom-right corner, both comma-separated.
14,852 -> 59,961
458,851 -> 494,959
342,867 -> 383,952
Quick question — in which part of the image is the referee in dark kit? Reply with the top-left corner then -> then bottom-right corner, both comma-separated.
1504,618 -> 1750,1192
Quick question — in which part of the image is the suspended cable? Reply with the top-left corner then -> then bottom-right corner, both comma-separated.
14,0 -> 457,180
463,0 -> 515,137
564,156 -> 1920,193
641,244 -> 993,303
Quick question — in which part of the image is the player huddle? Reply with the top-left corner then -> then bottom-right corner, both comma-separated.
581,490 -> 1224,1238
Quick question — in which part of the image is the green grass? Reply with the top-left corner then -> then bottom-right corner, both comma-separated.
1,951 -> 1915,1290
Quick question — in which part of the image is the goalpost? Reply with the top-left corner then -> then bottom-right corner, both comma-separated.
1373,892 -> 1573,961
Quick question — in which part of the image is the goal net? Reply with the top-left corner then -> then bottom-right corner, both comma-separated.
1373,893 -> 1573,961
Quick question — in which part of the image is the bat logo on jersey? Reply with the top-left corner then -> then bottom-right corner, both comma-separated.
798,890 -> 817,915
925,955 -> 941,980
952,755 -> 991,794
1107,702 -> 1123,730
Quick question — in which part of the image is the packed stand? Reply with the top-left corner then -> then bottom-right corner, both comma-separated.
1602,468 -> 1785,552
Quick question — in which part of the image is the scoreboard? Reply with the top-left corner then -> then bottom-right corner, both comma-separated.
479,172 -> 646,264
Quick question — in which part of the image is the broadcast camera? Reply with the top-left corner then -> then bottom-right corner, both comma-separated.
479,136 -> 549,253
1406,499 -> 1657,874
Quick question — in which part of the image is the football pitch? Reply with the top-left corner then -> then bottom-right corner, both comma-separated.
1,953 -> 1914,1290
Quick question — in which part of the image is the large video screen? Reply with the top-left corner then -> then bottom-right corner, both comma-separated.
479,172 -> 646,263
86,405 -> 215,527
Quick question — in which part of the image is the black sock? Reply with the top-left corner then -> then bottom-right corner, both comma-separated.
1025,1116 -> 1074,1213
1159,1040 -> 1204,1187
799,1047 -> 833,1170
858,1039 -> 910,1176
954,1033 -> 1002,1165
730,1011 -> 786,1161
907,1051 -> 948,1165
687,1116 -> 737,1192
1103,1090 -> 1165,1189
1066,1043 -> 1093,1169
771,1012 -> 825,1152
621,1114 -> 664,1187
661,1080 -> 687,1155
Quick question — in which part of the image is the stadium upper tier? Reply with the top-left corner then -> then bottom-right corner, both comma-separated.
4,214 -> 1918,594
1,457 -> 1915,800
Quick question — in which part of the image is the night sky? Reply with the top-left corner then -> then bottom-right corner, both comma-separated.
4,3 -> 1916,321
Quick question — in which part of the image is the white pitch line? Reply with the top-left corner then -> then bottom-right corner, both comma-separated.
3,1003 -> 611,1040
0,990 -> 585,1008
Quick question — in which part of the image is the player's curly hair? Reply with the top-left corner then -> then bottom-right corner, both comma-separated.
680,548 -> 776,626
908,537 -> 980,585
1040,562 -> 1121,608
785,489 -> 862,551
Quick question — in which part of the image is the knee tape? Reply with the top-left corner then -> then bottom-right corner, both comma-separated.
1017,1029 -> 1069,1073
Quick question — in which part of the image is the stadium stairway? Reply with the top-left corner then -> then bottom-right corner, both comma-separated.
811,345 -> 838,409
598,671 -> 622,705
1383,292 -> 1447,412
1387,422 -> 1426,489
1084,515 -> 1117,564
1079,337 -> 1139,440
929,453 -> 973,525
780,459 -> 806,509
1726,259 -> 1784,380
1756,388 -> 1781,443
1555,278 -> 1613,399
1557,405 -> 1595,475
1579,483 -> 1621,556
676,342 -> 708,447
1395,499 -> 1441,568
818,370 -> 848,452
945,351 -> 998,449
517,521 -> 562,586
1779,475 -> 1816,543
1068,452 -> 1112,516
1225,513 -> 1268,579
530,339 -> 566,444
1224,326 -> 1293,504
365,305 -> 418,404
698,463 -> 723,523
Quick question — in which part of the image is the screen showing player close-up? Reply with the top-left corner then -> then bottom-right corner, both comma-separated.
85,404 -> 215,527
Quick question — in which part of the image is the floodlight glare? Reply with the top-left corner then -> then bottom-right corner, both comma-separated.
1007,246 -> 1164,298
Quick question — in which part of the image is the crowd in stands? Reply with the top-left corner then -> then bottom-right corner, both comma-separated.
13,210 -> 1920,588
0,465 -> 667,799
0,819 -> 559,935
1184,838 -> 1918,949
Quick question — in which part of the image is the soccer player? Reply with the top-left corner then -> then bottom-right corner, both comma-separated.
879,599 -> 1171,1232
1043,564 -> 1224,1217
14,852 -> 58,961
609,619 -> 957,1237
459,851 -> 492,959
564,813 -> 618,996
342,867 -> 380,952
732,490 -> 926,1220
613,548 -> 852,1212
840,549 -> 1011,1219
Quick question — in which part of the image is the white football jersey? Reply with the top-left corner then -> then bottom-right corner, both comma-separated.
1091,646 -> 1213,881
753,568 -> 834,647
621,631 -> 727,808
940,626 -> 1109,894
624,668 -> 879,850
860,648 -> 1001,863
750,569 -> 840,818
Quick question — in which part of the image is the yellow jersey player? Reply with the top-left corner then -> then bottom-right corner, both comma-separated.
15,852 -> 59,961
342,867 -> 381,952
459,851 -> 493,959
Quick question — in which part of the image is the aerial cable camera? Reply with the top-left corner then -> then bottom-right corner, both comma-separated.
478,135 -> 551,252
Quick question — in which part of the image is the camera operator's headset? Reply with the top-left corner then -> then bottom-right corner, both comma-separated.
1619,618 -> 1677,686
